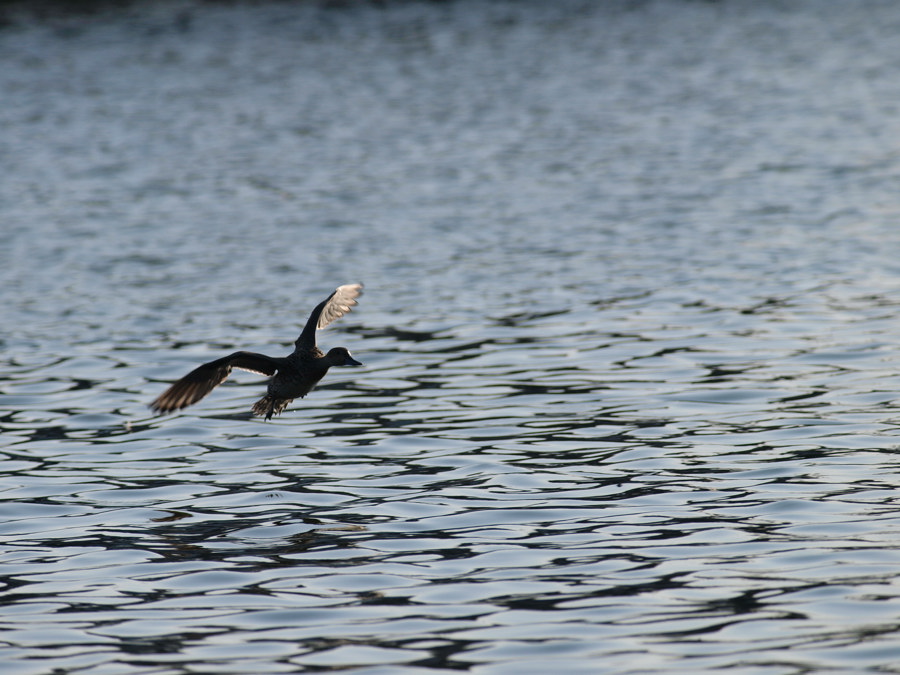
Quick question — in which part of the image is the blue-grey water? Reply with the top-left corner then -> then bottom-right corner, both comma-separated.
3,0 -> 900,672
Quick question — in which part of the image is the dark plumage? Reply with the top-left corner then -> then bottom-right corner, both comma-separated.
150,284 -> 363,419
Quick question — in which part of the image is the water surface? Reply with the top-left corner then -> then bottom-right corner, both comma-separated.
3,1 -> 900,673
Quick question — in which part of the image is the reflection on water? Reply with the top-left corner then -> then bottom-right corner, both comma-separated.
4,1 -> 900,673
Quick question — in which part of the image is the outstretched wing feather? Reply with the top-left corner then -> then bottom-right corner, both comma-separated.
150,351 -> 279,413
317,283 -> 363,329
296,283 -> 363,348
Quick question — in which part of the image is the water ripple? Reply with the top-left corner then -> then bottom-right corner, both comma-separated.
4,1 -> 900,673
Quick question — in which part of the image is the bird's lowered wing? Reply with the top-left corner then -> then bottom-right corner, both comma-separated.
150,351 -> 280,413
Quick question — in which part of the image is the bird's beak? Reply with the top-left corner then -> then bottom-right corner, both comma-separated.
344,356 -> 362,367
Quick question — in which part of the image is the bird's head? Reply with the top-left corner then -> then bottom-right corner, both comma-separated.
325,347 -> 362,367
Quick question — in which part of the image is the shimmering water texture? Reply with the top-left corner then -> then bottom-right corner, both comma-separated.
4,1 -> 900,674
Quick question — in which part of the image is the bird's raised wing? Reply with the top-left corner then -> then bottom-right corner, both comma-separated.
150,351 -> 280,414
296,283 -> 363,349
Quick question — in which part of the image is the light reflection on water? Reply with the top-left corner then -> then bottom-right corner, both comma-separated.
4,0 -> 900,673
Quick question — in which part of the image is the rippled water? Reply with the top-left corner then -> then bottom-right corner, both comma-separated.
4,0 -> 900,673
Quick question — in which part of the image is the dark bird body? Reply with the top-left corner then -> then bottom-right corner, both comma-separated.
150,284 -> 363,419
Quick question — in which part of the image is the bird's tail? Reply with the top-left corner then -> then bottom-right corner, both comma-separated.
251,395 -> 293,420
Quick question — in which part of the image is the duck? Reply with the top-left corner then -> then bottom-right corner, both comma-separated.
150,283 -> 363,419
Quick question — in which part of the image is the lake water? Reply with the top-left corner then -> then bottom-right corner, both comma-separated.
3,0 -> 900,672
